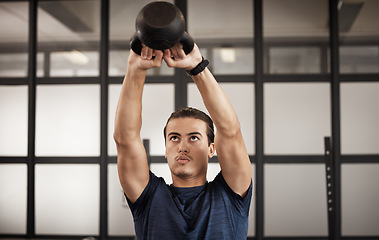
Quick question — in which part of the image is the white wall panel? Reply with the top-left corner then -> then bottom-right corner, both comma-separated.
0,86 -> 28,156
36,85 -> 100,156
35,164 -> 100,235
0,164 -> 27,234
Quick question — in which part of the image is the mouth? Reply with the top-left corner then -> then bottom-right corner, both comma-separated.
176,155 -> 191,164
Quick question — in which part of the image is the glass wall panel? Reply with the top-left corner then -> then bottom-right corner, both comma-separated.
264,0 -> 329,74
36,85 -> 100,156
0,86 -> 28,156
35,164 -> 100,235
341,164 -> 379,236
50,50 -> 99,77
0,53 -> 25,77
264,83 -> 330,155
269,47 -> 321,74
0,52 -> 45,77
264,164 -> 327,236
0,2 -> 29,77
109,0 -> 174,76
108,84 -> 175,156
341,83 -> 379,154
188,83 -> 255,155
188,0 -> 253,40
212,47 -> 254,75
146,80 -> 175,154
0,164 -> 27,234
339,0 -> 379,73
340,46 -> 379,73
37,0 -> 100,78
188,0 -> 254,75
108,50 -> 128,76
108,163 -> 134,236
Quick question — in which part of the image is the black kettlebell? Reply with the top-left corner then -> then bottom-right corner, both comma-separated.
130,1 -> 194,55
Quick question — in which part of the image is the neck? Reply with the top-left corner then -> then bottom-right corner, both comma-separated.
171,174 -> 207,188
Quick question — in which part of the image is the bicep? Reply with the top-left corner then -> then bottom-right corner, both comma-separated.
116,139 -> 150,203
215,130 -> 252,197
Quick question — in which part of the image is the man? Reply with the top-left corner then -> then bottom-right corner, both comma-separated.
114,42 -> 252,239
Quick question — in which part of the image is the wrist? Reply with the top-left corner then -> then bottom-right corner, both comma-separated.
126,64 -> 147,79
127,59 -> 148,72
186,57 -> 209,76
185,56 -> 203,71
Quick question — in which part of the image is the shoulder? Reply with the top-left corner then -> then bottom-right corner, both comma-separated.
127,171 -> 168,208
211,171 -> 253,210
202,172 -> 252,219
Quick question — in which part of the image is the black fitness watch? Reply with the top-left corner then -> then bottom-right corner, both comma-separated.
186,57 -> 209,76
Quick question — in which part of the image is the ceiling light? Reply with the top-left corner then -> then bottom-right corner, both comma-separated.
220,48 -> 236,63
62,50 -> 89,65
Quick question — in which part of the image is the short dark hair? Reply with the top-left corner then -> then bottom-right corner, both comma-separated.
163,107 -> 214,145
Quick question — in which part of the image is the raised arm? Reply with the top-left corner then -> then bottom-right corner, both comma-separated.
114,47 -> 163,203
164,44 -> 252,197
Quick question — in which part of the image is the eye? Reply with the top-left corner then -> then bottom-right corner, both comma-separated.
170,136 -> 179,141
190,136 -> 199,141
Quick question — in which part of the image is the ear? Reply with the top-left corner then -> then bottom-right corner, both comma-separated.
208,143 -> 215,159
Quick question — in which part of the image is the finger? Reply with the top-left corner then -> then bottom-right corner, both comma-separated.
152,50 -> 163,66
175,43 -> 185,56
163,49 -> 176,68
169,46 -> 178,60
176,45 -> 186,59
146,47 -> 153,59
163,49 -> 172,59
172,43 -> 185,59
141,45 -> 149,59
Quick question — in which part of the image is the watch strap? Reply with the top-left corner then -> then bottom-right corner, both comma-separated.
186,57 -> 209,76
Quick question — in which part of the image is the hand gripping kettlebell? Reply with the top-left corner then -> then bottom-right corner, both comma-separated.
130,1 -> 194,55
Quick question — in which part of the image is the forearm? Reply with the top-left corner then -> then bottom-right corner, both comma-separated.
192,68 -> 240,135
114,46 -> 163,144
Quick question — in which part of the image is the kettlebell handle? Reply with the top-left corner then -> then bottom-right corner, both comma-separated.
130,31 -> 194,55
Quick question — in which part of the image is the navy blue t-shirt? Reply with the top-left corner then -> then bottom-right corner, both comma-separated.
126,171 -> 252,240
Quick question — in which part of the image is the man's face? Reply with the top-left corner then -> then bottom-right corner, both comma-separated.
165,117 -> 215,182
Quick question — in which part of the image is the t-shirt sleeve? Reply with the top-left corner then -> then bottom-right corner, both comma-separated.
125,171 -> 162,220
214,171 -> 253,217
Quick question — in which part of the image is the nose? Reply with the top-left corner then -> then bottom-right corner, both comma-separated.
178,142 -> 189,153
